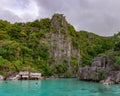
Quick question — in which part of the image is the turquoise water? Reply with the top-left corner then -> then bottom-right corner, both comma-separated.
0,79 -> 120,96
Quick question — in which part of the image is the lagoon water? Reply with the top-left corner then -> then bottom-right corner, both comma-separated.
0,79 -> 120,96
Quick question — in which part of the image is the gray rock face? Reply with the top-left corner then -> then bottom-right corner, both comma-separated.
47,14 -> 81,76
116,72 -> 120,83
78,66 -> 106,81
78,56 -> 120,84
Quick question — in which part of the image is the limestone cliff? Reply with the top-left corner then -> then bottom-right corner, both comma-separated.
78,55 -> 120,84
47,14 -> 81,77
0,13 -> 117,78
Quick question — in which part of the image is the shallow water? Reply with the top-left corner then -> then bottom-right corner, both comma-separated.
0,78 -> 120,96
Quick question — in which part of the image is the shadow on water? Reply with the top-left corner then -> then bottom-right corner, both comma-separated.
89,83 -> 120,96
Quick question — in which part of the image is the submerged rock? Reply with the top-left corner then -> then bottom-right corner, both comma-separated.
78,55 -> 120,84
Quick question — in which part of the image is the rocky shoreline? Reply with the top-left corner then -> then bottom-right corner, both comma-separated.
77,56 -> 120,85
0,71 -> 43,80
1,55 -> 120,85
0,72 -> 75,81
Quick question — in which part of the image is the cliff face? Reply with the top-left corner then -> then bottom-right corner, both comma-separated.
77,55 -> 120,84
0,13 -> 114,78
48,14 -> 80,77
50,14 -> 71,66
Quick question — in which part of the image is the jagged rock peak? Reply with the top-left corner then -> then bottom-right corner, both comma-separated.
52,13 -> 65,18
51,13 -> 66,22
51,14 -> 67,33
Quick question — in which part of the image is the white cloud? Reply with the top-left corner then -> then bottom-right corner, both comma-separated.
0,0 -> 120,36
6,0 -> 39,22
0,0 -> 40,22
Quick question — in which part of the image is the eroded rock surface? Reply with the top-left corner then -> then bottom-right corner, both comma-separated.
47,14 -> 81,77
78,56 -> 120,85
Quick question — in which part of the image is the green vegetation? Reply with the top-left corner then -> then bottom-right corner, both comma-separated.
0,56 -> 4,65
0,14 -> 119,77
67,25 -> 115,66
55,64 -> 67,74
115,56 -> 120,64
0,19 -> 52,76
98,70 -> 106,80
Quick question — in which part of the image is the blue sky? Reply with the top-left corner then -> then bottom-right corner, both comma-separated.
0,0 -> 120,36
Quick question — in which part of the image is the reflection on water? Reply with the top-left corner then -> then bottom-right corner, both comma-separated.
0,79 -> 120,96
